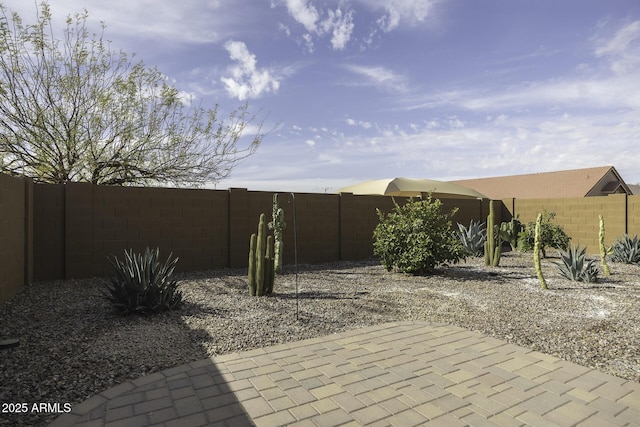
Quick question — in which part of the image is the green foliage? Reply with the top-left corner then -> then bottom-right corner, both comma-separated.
610,234 -> 640,265
554,245 -> 599,283
248,213 -> 275,296
518,210 -> 570,257
0,2 -> 263,186
457,219 -> 486,257
267,194 -> 286,274
499,215 -> 522,251
104,247 -> 182,315
373,197 -> 465,275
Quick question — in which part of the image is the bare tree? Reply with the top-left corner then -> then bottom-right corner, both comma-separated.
0,2 -> 264,186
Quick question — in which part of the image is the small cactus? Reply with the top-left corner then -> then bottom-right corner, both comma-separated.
599,215 -> 611,276
248,234 -> 257,296
484,200 -> 501,266
499,215 -> 522,251
534,213 -> 548,289
268,194 -> 286,274
248,213 -> 275,296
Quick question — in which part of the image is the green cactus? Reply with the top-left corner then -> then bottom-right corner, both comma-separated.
534,213 -> 548,289
599,215 -> 611,276
484,200 -> 501,266
268,194 -> 286,274
248,233 -> 257,296
265,235 -> 275,294
248,213 -> 275,296
499,214 -> 522,251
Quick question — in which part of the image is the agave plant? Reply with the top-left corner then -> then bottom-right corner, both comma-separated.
554,245 -> 599,283
457,220 -> 486,257
610,234 -> 640,265
104,247 -> 182,314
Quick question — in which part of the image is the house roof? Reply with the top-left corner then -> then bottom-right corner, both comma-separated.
450,166 -> 632,200
629,184 -> 640,195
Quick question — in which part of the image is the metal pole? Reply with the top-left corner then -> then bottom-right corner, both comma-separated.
288,192 -> 298,319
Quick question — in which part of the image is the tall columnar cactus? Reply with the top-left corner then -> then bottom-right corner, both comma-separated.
484,200 -> 501,266
534,213 -> 548,289
248,234 -> 257,296
248,213 -> 275,296
599,215 -> 611,276
268,194 -> 286,274
265,235 -> 275,294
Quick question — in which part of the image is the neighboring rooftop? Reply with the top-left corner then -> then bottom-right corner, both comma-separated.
451,166 -> 632,200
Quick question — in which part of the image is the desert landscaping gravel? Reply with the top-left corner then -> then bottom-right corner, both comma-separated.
1,252 -> 639,426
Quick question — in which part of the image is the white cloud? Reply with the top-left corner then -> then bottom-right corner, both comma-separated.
595,20 -> 640,75
400,19 -> 640,114
355,0 -> 438,32
302,34 -> 315,52
322,8 -> 355,50
346,118 -> 373,129
344,64 -> 407,92
328,108 -> 639,183
278,23 -> 292,37
276,1 -> 355,51
220,41 -> 280,100
283,0 -> 320,32
15,0 -> 241,46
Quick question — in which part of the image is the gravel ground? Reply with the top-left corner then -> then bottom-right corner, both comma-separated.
1,252 -> 640,426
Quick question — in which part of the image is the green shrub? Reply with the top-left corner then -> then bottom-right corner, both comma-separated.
373,197 -> 465,275
610,234 -> 640,265
554,245 -> 599,283
517,210 -> 570,257
104,247 -> 182,314
457,219 -> 486,257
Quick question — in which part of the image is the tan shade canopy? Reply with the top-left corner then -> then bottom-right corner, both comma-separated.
339,177 -> 487,199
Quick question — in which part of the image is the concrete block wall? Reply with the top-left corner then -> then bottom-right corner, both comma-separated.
509,194 -> 631,254
442,197 -> 491,228
340,194 -> 396,260
0,174 -> 28,303
70,184 -> 231,277
629,195 -> 640,237
33,184 -> 64,281
29,183 -> 489,280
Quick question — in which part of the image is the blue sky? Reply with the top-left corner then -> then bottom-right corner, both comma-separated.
7,0 -> 640,192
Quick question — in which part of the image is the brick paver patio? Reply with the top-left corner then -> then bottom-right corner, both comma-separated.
50,321 -> 640,426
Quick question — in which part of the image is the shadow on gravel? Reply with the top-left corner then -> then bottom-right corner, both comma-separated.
0,277 -> 255,427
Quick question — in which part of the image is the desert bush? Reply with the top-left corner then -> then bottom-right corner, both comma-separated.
457,219 -> 486,257
554,245 -> 599,283
104,247 -> 182,314
518,210 -> 570,257
373,197 -> 465,275
610,234 -> 640,265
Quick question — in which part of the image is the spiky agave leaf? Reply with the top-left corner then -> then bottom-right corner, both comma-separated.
554,245 -> 599,283
104,247 -> 181,315
457,220 -> 486,257
611,234 -> 640,265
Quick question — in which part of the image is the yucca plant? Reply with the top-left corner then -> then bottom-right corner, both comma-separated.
554,245 -> 599,283
104,247 -> 182,314
610,234 -> 640,265
457,220 -> 486,257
